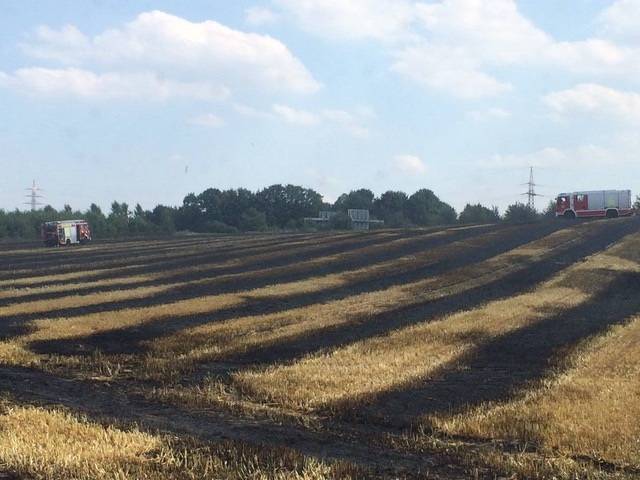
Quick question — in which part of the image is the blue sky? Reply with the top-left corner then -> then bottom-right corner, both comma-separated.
1,0 -> 639,213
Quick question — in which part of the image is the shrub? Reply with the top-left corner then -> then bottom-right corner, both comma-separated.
503,203 -> 540,224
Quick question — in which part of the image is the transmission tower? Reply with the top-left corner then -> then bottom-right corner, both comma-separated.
521,167 -> 542,210
24,180 -> 44,211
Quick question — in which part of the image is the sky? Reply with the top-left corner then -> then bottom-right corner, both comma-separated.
1,0 -> 640,213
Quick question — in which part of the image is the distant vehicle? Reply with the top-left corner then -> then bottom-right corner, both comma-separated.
555,190 -> 634,219
41,220 -> 92,246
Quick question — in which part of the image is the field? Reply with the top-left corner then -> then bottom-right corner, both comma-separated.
0,218 -> 639,479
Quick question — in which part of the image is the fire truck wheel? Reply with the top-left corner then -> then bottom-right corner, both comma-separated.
564,210 -> 576,220
606,209 -> 619,219
66,239 -> 71,246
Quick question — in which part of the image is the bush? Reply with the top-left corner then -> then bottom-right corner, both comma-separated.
239,208 -> 267,232
329,212 -> 351,230
542,200 -> 557,218
459,204 -> 500,224
406,189 -> 457,226
381,211 -> 409,228
503,203 -> 540,224
199,221 -> 238,234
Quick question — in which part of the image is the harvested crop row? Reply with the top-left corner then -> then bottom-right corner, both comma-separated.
0,225 -> 486,310
10,222 -> 568,374
424,239 -> 640,468
0,228 -> 401,286
0,400 -> 360,480
134,220 -> 612,378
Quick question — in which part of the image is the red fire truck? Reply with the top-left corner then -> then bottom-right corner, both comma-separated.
555,190 -> 634,219
42,220 -> 92,246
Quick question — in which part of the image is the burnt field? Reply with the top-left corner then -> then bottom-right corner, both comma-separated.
0,219 -> 639,479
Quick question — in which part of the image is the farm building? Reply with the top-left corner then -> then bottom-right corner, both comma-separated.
305,209 -> 384,230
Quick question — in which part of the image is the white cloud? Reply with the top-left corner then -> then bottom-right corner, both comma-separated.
481,147 -> 568,170
391,44 -> 512,98
272,104 -> 320,125
188,113 -> 225,128
545,39 -> 633,76
387,0 -> 539,97
408,1 -> 636,88
353,105 -> 377,119
274,0 -> 415,41
414,0 -> 551,64
320,109 -> 370,138
598,0 -> 640,42
233,103 -> 276,119
15,10 -> 320,99
21,25 -> 91,64
275,0 -> 539,97
0,67 -> 229,101
276,0 -> 640,99
479,144 -> 621,170
394,154 -> 427,174
467,107 -> 511,121
236,102 -> 371,137
245,6 -> 279,26
544,83 -> 640,123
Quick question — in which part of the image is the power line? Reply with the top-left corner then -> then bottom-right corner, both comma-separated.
24,179 -> 44,211
520,167 -> 543,210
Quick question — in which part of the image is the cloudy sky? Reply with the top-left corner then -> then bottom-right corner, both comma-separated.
1,0 -> 640,213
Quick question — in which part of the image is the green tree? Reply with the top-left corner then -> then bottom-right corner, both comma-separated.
503,203 -> 540,224
177,193 -> 203,231
257,184 -> 323,228
406,189 -> 457,226
85,203 -> 110,238
239,207 -> 267,231
0,210 -> 7,239
133,204 -> 146,218
129,204 -> 155,235
5,210 -> 32,238
149,205 -> 177,234
109,201 -> 130,237
220,188 -> 256,228
459,203 -> 500,224
43,205 -> 56,218
197,188 -> 223,223
634,195 -> 640,210
542,200 -> 557,218
328,212 -> 351,230
373,191 -> 409,226
334,189 -> 375,211
200,220 -> 238,234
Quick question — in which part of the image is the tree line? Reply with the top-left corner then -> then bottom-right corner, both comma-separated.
1,185 -> 638,241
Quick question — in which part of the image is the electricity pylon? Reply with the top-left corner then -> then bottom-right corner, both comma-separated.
24,180 -> 44,211
521,167 -> 543,210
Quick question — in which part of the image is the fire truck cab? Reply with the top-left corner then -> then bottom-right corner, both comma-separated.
556,190 -> 633,219
42,220 -> 92,247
